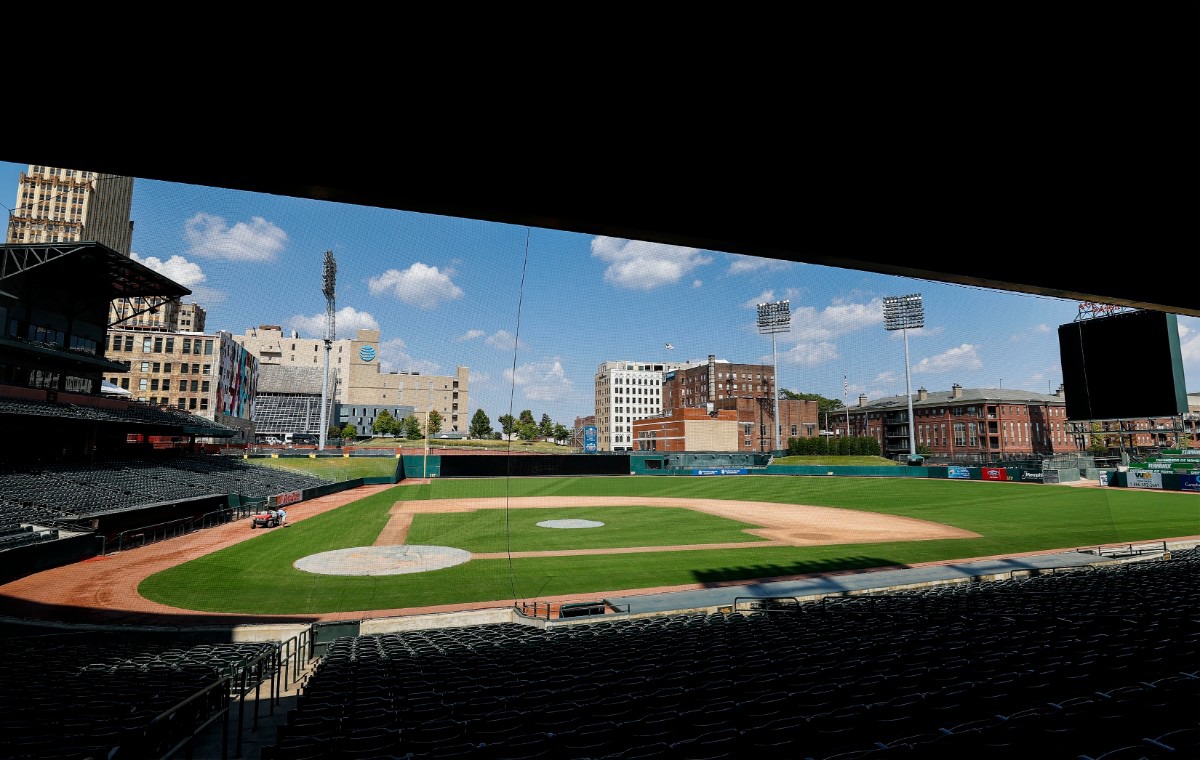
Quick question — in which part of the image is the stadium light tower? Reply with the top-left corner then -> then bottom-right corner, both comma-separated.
757,299 -> 791,452
883,293 -> 924,462
318,250 -> 336,451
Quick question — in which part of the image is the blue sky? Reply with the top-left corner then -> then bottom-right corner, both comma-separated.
4,162 -> 1197,429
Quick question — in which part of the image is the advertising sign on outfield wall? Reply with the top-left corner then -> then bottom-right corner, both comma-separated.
1128,470 -> 1163,490
947,466 -> 971,479
693,468 -> 749,476
583,426 -> 598,453
1179,474 -> 1200,492
981,467 -> 1007,482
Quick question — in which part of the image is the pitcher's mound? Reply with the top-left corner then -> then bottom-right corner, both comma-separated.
295,545 -> 470,576
537,519 -> 605,529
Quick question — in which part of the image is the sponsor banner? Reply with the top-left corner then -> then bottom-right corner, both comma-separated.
1128,470 -> 1163,490
981,467 -> 1007,482
1022,471 -> 1044,481
583,426 -> 598,453
272,490 -> 303,507
693,468 -> 749,476
1179,474 -> 1200,492
1043,470 -> 1061,484
947,466 -> 971,479
1099,471 -> 1109,486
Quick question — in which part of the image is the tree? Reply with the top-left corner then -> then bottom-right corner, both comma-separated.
469,409 -> 492,439
341,423 -> 357,439
539,413 -> 554,439
328,423 -> 344,439
426,409 -> 443,436
372,409 -> 396,437
498,414 -> 516,438
552,423 -> 571,445
781,389 -> 843,417
401,414 -> 422,440
516,421 -> 539,443
518,409 -> 535,427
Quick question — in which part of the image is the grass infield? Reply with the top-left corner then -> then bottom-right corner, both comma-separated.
138,475 -> 1200,615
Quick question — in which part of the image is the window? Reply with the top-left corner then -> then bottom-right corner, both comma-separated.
121,378 -> 130,389
154,337 -> 163,352
143,337 -> 152,353
178,398 -> 186,409
181,364 -> 189,374
192,363 -> 200,374
151,379 -> 159,391
163,362 -> 172,373
202,364 -> 210,375
140,361 -> 150,372
162,379 -> 170,391
201,380 -> 210,392
111,335 -> 122,351
124,336 -> 134,351
190,380 -> 199,392
204,340 -> 213,355
189,398 -> 197,410
200,398 -> 208,410
165,337 -> 174,352
139,378 -> 148,391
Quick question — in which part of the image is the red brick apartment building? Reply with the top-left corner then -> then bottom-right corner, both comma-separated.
846,383 -> 1074,461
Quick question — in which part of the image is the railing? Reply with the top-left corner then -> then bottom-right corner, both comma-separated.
105,503 -> 256,554
279,627 -> 314,692
1076,541 -> 1169,558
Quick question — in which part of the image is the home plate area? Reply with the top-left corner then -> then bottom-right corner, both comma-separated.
295,545 -> 471,576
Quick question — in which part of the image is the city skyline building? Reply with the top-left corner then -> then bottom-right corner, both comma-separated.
233,326 -> 469,434
593,359 -> 695,452
105,327 -> 258,443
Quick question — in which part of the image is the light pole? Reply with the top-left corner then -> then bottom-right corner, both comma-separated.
757,300 -> 791,452
318,250 -> 336,451
883,293 -> 924,462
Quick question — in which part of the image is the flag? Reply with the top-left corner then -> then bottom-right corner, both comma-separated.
665,343 -> 674,350
843,373 -> 848,399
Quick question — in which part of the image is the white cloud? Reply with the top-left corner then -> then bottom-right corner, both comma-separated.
456,329 -> 486,342
131,252 -> 206,289
377,338 -> 440,375
504,359 -> 573,402
591,236 -> 711,290
368,262 -> 463,309
693,279 -> 703,288
184,212 -> 286,262
1010,323 -> 1053,342
912,343 -> 983,374
727,254 -> 792,275
789,299 -> 886,342
288,306 -> 379,339
777,341 -> 840,367
485,330 -> 526,351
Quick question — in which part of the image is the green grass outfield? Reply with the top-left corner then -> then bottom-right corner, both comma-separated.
138,475 -> 1200,615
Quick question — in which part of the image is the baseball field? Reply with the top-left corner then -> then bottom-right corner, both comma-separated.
131,474 -> 1200,617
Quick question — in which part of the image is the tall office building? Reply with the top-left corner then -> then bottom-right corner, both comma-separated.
5,165 -> 134,253
593,359 -> 694,452
2,164 -> 171,332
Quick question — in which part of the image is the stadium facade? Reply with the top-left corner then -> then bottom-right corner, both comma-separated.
234,326 -> 470,435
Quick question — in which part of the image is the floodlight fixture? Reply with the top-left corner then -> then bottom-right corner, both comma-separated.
322,250 -> 337,299
882,293 -> 923,460
757,299 -> 791,451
